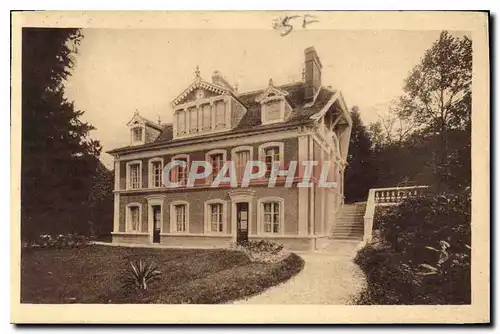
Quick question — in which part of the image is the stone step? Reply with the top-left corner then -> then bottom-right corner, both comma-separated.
332,223 -> 365,228
329,226 -> 363,230
337,216 -> 364,221
329,235 -> 363,241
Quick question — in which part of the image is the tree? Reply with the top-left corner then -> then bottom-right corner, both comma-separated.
21,28 -> 107,240
396,31 -> 472,189
344,106 -> 376,202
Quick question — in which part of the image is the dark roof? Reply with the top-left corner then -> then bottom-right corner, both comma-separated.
154,123 -> 174,142
107,83 -> 335,154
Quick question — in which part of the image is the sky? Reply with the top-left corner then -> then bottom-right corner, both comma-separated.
64,28 -> 465,168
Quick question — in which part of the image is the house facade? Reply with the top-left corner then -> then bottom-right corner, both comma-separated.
107,47 -> 352,251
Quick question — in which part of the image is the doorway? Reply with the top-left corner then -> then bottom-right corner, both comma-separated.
152,205 -> 161,243
236,202 -> 249,244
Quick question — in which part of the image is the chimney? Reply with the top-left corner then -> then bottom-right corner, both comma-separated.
304,46 -> 322,101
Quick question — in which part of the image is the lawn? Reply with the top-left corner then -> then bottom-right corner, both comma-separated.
21,245 -> 304,304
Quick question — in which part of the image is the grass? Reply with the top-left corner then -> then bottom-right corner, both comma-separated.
21,245 -> 304,304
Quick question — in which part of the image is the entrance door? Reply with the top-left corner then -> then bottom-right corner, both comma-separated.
236,202 -> 249,244
152,205 -> 161,243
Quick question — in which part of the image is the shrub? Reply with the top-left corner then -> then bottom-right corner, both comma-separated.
231,240 -> 287,263
355,189 -> 471,305
123,260 -> 162,290
26,233 -> 91,249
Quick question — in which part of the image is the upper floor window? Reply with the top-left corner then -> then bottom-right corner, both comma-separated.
206,149 -> 227,182
149,158 -> 163,188
202,104 -> 211,130
132,127 -> 143,142
232,146 -> 253,181
215,101 -> 226,128
171,155 -> 189,186
189,107 -> 198,133
126,161 -> 142,189
210,154 -> 224,180
177,111 -> 186,135
258,142 -> 284,178
265,101 -> 282,122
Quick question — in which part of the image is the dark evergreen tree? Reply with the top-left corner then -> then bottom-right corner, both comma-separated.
21,28 -> 108,240
344,106 -> 376,202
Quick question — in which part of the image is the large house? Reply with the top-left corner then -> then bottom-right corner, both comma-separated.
107,47 -> 352,250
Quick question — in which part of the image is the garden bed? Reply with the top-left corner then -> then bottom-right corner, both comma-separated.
21,245 -> 304,304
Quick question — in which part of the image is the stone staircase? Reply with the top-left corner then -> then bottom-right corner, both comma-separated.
329,203 -> 366,241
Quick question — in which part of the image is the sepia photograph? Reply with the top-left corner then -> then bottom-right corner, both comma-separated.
10,11 -> 490,324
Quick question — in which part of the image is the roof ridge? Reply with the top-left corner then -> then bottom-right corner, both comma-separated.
237,81 -> 305,97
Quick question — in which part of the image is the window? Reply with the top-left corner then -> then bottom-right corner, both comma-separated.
263,202 -> 280,233
171,155 -> 189,186
149,159 -> 163,188
204,200 -> 227,234
189,107 -> 198,133
210,153 -> 224,181
215,101 -> 226,128
174,204 -> 187,232
127,162 -> 142,189
177,110 -> 186,135
126,204 -> 142,232
266,101 -> 281,122
257,197 -> 284,235
235,150 -> 250,180
132,127 -> 143,142
206,150 -> 227,183
264,147 -> 280,177
202,104 -> 211,130
209,203 -> 223,232
258,142 -> 284,179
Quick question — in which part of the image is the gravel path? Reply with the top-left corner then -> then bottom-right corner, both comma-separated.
233,240 -> 367,304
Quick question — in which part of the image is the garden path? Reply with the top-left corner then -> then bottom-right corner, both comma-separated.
233,240 -> 366,304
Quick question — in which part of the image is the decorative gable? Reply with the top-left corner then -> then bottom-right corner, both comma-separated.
171,67 -> 247,140
256,79 -> 292,125
172,67 -> 230,108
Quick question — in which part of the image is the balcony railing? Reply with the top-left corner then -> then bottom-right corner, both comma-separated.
363,186 -> 428,244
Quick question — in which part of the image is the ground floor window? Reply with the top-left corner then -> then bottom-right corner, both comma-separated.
175,204 -> 187,232
258,197 -> 284,234
204,200 -> 227,233
170,201 -> 190,233
210,203 -> 223,232
263,202 -> 280,233
127,204 -> 141,232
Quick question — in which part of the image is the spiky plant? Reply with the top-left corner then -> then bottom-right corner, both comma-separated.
124,260 -> 162,290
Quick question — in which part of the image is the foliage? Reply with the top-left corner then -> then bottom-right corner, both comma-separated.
123,260 -> 162,290
355,189 -> 471,305
21,28 -> 111,240
367,31 -> 471,191
25,233 -> 91,249
232,240 -> 288,263
21,246 -> 304,304
344,106 -> 377,202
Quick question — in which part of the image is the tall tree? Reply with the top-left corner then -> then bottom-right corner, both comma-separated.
344,106 -> 376,202
22,28 -> 104,240
397,31 -> 472,189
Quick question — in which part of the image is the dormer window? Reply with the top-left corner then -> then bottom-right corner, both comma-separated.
130,124 -> 145,146
171,68 -> 241,139
265,101 -> 282,122
256,79 -> 291,125
126,112 -> 162,146
132,127 -> 143,142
